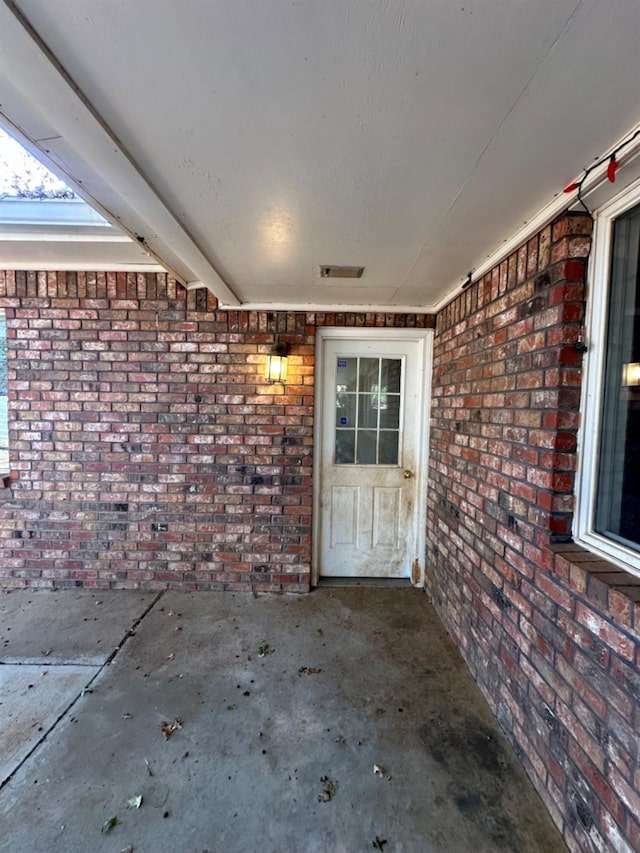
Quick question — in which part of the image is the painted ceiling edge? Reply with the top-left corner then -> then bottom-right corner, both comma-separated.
211,300 -> 439,314
432,121 -> 640,316
0,0 -> 241,306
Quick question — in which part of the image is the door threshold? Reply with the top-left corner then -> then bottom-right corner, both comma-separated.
316,577 -> 412,589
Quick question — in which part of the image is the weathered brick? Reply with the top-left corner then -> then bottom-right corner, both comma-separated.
0,276 -> 432,593
425,210 -> 640,852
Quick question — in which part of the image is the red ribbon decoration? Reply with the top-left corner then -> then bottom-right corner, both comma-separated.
607,155 -> 617,183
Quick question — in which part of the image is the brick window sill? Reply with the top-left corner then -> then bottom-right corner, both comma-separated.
549,542 -> 640,632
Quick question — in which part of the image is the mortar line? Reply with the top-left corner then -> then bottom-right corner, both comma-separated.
0,590 -> 165,793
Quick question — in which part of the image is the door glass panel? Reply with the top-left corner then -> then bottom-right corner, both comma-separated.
358,394 -> 379,429
378,431 -> 399,464
380,359 -> 401,393
336,392 -> 356,427
335,429 -> 355,464
336,358 -> 358,392
358,358 -> 379,393
379,395 -> 400,429
357,430 -> 377,464
334,355 -> 402,465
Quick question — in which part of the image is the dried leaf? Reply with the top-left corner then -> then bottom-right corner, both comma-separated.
298,666 -> 322,675
100,816 -> 118,834
127,795 -> 143,810
258,643 -> 274,657
318,776 -> 338,802
161,718 -> 183,740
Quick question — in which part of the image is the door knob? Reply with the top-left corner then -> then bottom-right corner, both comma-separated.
403,470 -> 413,479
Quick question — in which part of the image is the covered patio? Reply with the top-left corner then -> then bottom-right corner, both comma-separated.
0,586 -> 565,852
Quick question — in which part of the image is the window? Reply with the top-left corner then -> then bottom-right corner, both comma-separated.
334,356 -> 402,465
577,182 -> 640,576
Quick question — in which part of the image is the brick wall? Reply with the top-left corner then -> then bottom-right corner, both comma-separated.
426,211 -> 640,853
0,269 -> 432,592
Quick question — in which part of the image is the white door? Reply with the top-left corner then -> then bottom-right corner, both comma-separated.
315,330 -> 430,581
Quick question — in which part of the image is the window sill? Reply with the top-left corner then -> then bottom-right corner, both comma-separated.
549,542 -> 640,630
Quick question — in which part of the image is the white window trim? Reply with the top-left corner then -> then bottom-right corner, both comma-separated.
574,176 -> 640,578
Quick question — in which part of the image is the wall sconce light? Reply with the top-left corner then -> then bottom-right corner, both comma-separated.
265,340 -> 288,383
622,362 -> 640,387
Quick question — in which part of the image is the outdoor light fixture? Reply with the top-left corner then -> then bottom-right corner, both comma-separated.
622,362 -> 640,387
265,340 -> 288,383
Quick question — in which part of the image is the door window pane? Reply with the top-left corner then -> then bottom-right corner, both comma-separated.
380,358 -> 401,393
358,358 -> 380,393
595,203 -> 640,551
336,358 -> 358,392
334,355 -> 402,465
336,392 -> 356,427
335,430 -> 355,464
356,430 -> 377,464
379,431 -> 399,464
379,395 -> 400,429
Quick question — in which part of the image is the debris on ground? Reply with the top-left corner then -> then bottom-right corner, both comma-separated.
227,704 -> 236,711
334,736 -> 347,745
41,648 -> 53,656
121,713 -> 133,720
372,837 -> 388,850
120,847 -> 134,853
167,653 -> 175,661
161,718 -> 183,740
100,816 -> 118,834
144,758 -> 154,777
374,764 -> 392,780
318,776 -> 338,802
126,795 -> 143,809
258,643 -> 274,657
298,666 -> 322,675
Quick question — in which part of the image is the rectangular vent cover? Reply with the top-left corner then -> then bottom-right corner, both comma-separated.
320,265 -> 364,279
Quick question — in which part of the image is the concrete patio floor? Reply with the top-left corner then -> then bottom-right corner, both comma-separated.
0,587 -> 567,853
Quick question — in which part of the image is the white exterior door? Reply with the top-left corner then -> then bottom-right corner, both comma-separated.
314,330 -> 431,582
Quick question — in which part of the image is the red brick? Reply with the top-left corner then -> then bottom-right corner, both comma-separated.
575,602 -> 635,661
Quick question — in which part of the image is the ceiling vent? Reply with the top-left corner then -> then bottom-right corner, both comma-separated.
320,265 -> 364,279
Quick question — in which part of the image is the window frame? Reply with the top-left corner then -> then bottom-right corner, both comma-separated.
575,176 -> 640,578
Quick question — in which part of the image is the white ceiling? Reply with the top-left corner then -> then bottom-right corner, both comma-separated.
1,0 -> 640,310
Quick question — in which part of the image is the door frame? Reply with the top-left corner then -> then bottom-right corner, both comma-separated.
312,326 -> 433,587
